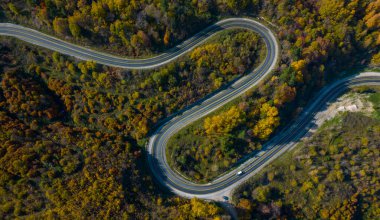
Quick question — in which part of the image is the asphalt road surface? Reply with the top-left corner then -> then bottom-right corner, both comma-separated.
1,19 -> 379,201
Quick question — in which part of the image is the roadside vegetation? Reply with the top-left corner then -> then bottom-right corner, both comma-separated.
167,93 -> 285,182
0,0 -> 379,219
233,88 -> 380,219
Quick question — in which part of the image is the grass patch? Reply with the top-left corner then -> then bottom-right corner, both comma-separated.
369,92 -> 380,118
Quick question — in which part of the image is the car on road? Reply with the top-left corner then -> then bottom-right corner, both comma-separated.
257,151 -> 266,157
237,171 -> 243,175
223,196 -> 229,201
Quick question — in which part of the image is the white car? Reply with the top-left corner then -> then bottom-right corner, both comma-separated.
237,171 -> 243,175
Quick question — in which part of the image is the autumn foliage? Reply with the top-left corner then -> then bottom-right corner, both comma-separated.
0,0 -> 379,218
204,106 -> 244,135
234,112 -> 380,219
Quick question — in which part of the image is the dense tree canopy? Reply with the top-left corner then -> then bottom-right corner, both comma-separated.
0,34 -> 237,218
204,106 -> 245,136
0,0 -> 379,218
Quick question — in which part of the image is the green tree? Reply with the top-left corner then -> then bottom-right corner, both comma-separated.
68,16 -> 81,38
53,17 -> 69,36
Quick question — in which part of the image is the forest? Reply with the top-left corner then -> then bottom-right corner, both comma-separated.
0,27 -> 259,217
233,89 -> 380,219
0,52 -> 228,218
0,0 -> 379,219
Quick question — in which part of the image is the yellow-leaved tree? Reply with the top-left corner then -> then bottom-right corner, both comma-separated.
177,198 -> 222,218
204,106 -> 245,135
253,103 -> 280,140
190,198 -> 221,218
291,59 -> 307,83
364,0 -> 380,46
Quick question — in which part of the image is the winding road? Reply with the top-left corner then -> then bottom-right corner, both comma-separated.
0,18 -> 274,69
1,18 -> 379,201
